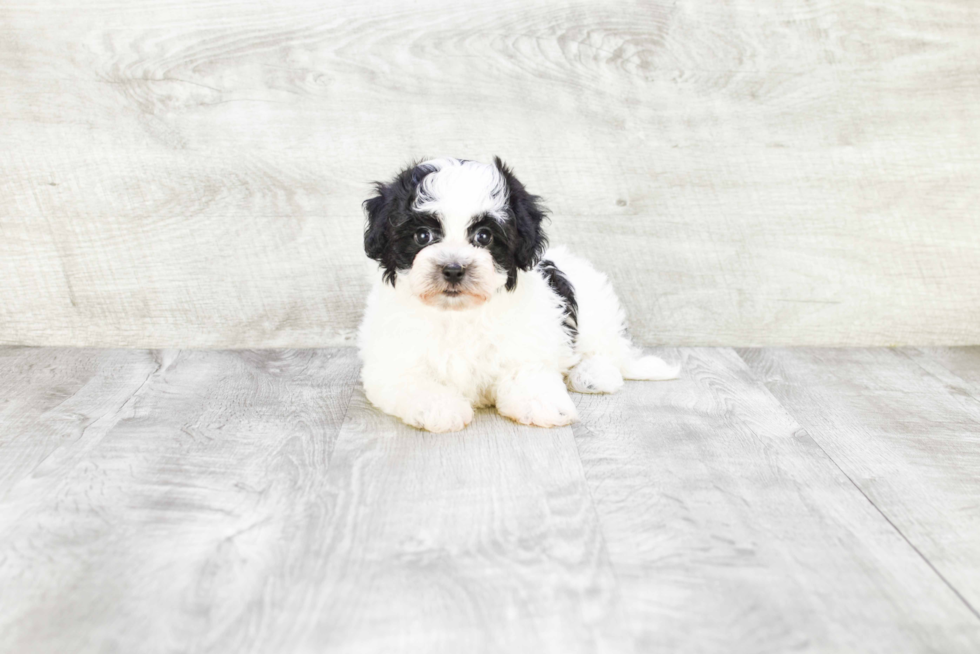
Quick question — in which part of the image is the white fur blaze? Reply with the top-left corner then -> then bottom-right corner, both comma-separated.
621,355 -> 681,381
567,356 -> 624,394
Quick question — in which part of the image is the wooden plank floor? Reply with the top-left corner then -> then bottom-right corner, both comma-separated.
1,347 -> 978,653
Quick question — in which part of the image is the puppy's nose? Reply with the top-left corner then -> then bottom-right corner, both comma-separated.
442,263 -> 466,284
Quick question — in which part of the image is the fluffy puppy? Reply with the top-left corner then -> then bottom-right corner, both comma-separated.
357,157 -> 678,433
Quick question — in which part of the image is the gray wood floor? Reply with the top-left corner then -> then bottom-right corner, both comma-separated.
1,346 -> 979,653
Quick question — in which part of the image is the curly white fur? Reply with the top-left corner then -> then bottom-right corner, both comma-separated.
359,157 -> 678,432
359,244 -> 679,433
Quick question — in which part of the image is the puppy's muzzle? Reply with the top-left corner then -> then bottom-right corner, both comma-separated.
441,263 -> 466,285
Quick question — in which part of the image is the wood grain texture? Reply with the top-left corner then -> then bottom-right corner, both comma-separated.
0,347 -> 160,497
2,0 -> 979,347
907,347 -> 980,400
295,390 -> 626,654
3,346 -> 980,651
573,347 -> 980,652
738,347 -> 980,614
0,347 -> 624,654
0,347 -> 361,654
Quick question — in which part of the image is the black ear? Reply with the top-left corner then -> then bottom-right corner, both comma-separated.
495,156 -> 549,271
363,160 -> 437,286
363,182 -> 392,264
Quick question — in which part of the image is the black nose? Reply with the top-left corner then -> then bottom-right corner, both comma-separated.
442,263 -> 466,284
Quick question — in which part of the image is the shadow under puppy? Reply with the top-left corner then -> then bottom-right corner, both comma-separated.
358,157 -> 678,432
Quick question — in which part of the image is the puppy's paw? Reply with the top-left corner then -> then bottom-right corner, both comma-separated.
497,385 -> 579,428
411,394 -> 474,433
622,354 -> 680,381
567,356 -> 624,394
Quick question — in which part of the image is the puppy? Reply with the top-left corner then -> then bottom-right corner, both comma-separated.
357,157 -> 678,433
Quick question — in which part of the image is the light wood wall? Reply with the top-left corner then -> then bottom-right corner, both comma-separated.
2,0 -> 978,347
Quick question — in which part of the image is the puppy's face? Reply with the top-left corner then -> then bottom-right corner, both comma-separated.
363,158 -> 548,310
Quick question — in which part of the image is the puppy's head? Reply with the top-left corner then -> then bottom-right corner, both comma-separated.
363,157 -> 548,310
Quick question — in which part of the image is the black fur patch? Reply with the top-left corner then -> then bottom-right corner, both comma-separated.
494,157 -> 549,277
465,213 -> 523,291
537,259 -> 578,340
363,160 -> 441,286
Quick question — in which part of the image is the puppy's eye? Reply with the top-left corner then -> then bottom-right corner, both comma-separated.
473,228 -> 493,247
414,228 -> 432,246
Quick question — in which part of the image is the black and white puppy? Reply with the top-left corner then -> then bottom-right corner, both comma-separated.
358,157 -> 678,432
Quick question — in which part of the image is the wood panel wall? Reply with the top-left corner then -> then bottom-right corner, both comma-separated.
2,0 -> 978,347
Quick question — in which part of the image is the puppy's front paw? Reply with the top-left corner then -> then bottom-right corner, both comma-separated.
411,394 -> 474,433
497,380 -> 579,428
